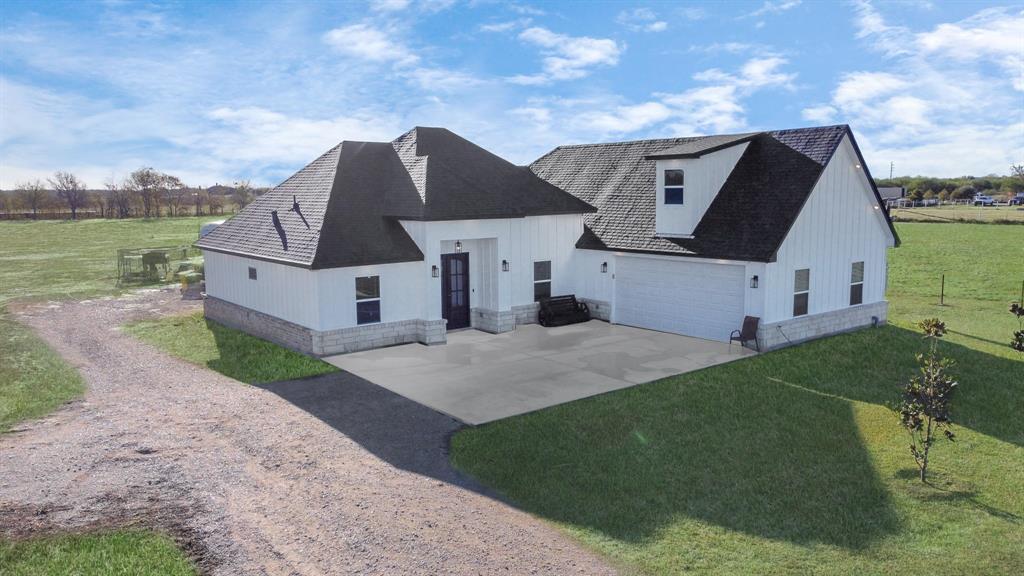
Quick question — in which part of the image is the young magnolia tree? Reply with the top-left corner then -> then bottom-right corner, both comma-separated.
1010,302 -> 1024,352
896,318 -> 958,483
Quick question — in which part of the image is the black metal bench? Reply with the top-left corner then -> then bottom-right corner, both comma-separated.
538,295 -> 591,327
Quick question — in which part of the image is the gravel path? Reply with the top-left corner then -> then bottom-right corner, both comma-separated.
1,289 -> 616,575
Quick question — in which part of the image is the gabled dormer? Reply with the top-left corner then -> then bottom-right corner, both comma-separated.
646,133 -> 757,238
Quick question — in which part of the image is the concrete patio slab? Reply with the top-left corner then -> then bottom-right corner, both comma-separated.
324,320 -> 755,425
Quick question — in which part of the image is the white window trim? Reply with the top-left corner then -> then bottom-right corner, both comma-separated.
793,268 -> 810,317
664,169 -> 685,205
534,261 -> 552,299
355,276 -> 381,325
850,261 -> 865,306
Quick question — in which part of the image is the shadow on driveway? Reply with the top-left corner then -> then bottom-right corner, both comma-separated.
256,372 -> 481,489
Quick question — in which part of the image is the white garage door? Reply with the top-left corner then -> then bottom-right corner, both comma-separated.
614,257 -> 746,342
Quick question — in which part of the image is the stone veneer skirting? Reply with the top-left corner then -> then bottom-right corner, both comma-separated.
204,296 -> 446,357
756,300 -> 888,351
470,303 -> 542,333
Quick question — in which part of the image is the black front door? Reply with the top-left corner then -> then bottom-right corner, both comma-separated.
441,253 -> 470,330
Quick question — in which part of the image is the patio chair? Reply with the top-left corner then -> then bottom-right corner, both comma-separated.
730,316 -> 761,352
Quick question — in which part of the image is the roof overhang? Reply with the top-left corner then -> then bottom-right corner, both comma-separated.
644,133 -> 760,160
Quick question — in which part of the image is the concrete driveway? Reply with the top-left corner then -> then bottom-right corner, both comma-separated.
324,321 -> 755,425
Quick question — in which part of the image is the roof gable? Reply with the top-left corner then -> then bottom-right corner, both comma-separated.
197,127 -> 594,269
530,125 -> 878,262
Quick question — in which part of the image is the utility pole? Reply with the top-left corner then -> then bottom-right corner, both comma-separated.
890,161 -> 894,180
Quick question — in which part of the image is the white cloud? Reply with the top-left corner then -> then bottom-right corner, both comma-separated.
369,0 -> 410,11
510,27 -> 623,84
801,105 -> 837,123
322,23 -> 419,66
406,67 -> 485,92
479,19 -> 530,33
817,1 -> 1024,176
616,8 -> 668,33
744,0 -> 802,19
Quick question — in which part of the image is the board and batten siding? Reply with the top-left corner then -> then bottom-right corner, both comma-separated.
202,250 -> 320,329
763,134 -> 895,323
655,142 -> 749,237
402,214 -> 583,319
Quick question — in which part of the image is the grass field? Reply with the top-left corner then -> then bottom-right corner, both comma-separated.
0,217 -> 220,305
125,312 -> 337,384
451,222 -> 1024,575
0,531 -> 197,576
890,205 -> 1024,224
0,312 -> 85,432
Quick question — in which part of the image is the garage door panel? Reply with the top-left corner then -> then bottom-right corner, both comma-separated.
615,258 -> 745,342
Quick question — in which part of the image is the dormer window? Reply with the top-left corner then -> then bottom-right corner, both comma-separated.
664,169 -> 684,205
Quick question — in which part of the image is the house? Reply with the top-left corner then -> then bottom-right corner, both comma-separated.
196,125 -> 898,355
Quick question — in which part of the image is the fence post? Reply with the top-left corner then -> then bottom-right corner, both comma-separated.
940,273 -> 945,306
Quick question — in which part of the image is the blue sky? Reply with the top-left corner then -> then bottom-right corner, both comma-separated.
1,0 -> 1022,188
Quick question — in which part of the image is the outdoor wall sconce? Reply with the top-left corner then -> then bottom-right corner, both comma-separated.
502,259 -> 509,272
454,240 -> 463,253
432,265 -> 439,278
750,275 -> 759,288
601,262 -> 608,273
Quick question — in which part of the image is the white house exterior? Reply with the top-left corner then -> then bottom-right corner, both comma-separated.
197,125 -> 898,356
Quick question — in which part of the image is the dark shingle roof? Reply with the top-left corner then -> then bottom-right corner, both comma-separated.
644,132 -> 759,159
197,127 -> 594,269
530,124 -> 896,262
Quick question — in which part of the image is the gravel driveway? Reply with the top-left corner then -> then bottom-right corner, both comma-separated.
1,289 -> 616,575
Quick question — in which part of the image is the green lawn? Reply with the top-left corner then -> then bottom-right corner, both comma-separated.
125,312 -> 337,384
0,217 -> 221,305
0,312 -> 85,433
450,222 -> 1024,576
0,531 -> 197,576
890,205 -> 1024,224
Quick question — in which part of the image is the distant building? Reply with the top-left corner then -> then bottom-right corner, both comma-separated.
878,186 -> 906,201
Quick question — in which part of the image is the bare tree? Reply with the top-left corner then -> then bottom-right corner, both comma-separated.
231,180 -> 254,210
162,174 -> 187,217
15,179 -> 47,219
125,167 -> 164,218
207,192 -> 224,215
48,171 -> 87,220
105,179 -> 132,219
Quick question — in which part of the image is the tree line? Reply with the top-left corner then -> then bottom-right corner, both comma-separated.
0,168 -> 266,220
875,165 -> 1024,202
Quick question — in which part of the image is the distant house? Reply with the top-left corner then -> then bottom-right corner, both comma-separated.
197,124 -> 898,354
878,186 -> 906,201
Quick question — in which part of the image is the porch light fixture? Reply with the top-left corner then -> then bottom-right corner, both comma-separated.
502,259 -> 509,272
750,275 -> 759,289
432,265 -> 439,278
601,262 -> 608,273
454,240 -> 463,253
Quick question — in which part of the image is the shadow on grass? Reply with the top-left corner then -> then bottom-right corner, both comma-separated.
894,469 -> 1022,523
770,325 -> 1023,447
453,365 -> 902,549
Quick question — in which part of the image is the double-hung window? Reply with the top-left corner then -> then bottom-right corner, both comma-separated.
355,276 -> 381,324
534,261 -> 552,301
850,261 -> 864,306
793,268 -> 810,317
664,169 -> 685,205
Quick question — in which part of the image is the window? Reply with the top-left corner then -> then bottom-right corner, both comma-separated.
850,261 -> 864,306
248,266 -> 257,280
534,260 -> 551,301
664,169 -> 684,205
793,268 -> 810,316
355,275 -> 381,324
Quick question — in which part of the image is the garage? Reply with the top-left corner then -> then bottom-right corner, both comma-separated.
613,256 -> 746,342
